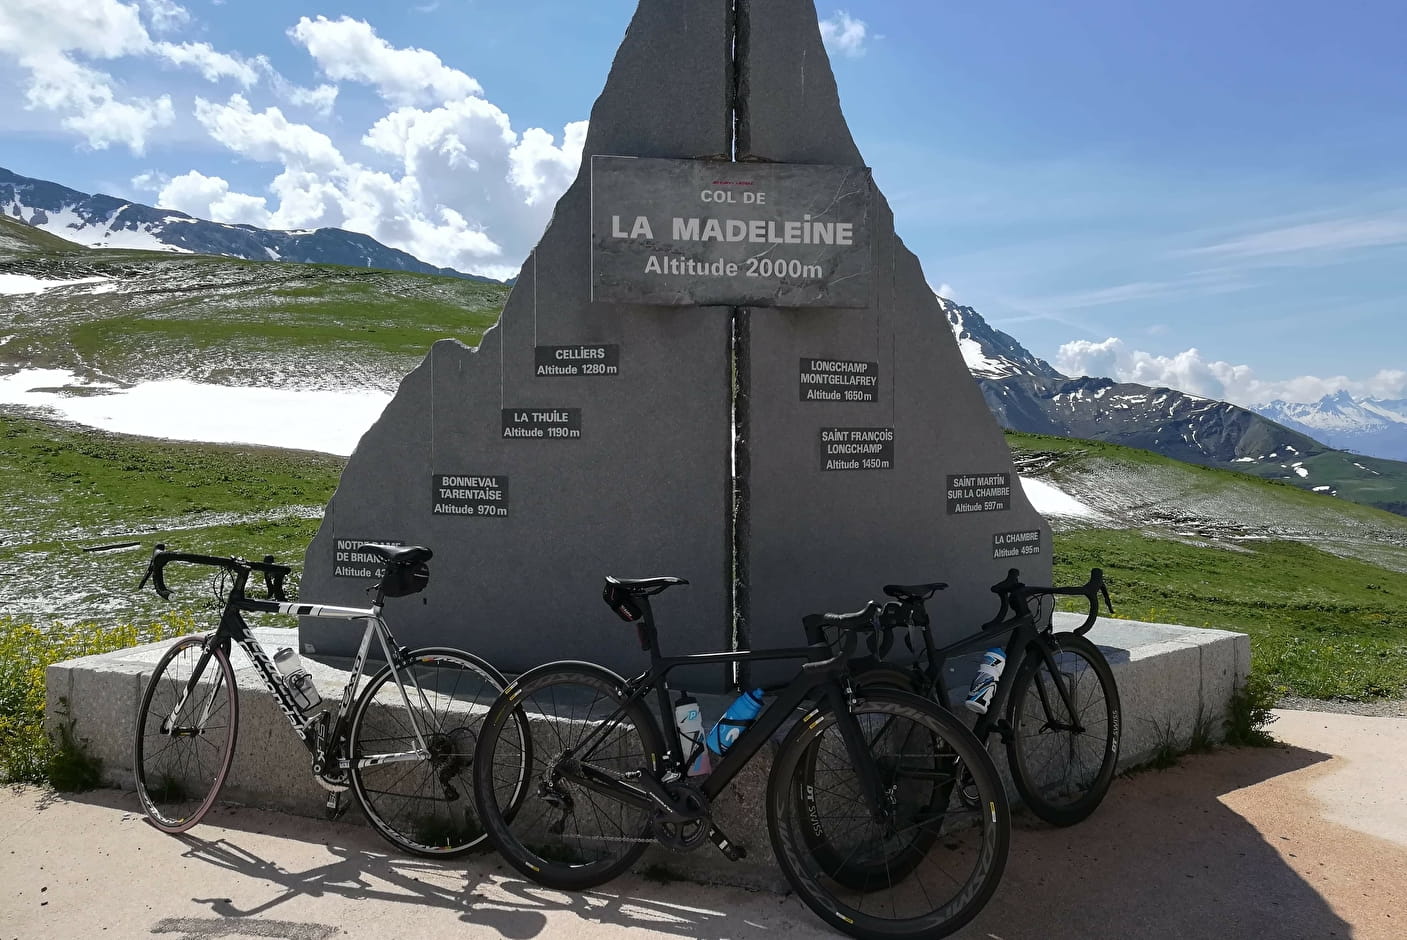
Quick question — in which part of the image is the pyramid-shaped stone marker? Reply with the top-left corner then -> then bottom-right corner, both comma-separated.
299,0 -> 1050,687
299,0 -> 737,686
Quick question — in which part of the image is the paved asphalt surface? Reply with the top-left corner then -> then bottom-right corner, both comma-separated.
3,708 -> 1403,939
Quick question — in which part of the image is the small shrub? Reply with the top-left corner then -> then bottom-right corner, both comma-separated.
0,612 -> 195,785
1224,671 -> 1280,748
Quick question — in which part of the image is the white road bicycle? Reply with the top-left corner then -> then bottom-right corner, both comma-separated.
132,543 -> 529,856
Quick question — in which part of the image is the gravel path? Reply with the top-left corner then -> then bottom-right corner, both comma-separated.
1277,694 -> 1407,718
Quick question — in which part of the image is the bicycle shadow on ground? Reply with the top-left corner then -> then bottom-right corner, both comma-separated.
959,741 -> 1365,940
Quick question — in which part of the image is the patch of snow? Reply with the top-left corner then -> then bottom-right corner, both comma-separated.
0,368 -> 388,456
1018,476 -> 1102,519
265,246 -> 281,261
1352,462 -> 1382,476
1293,466 -> 1309,478
1313,486 -> 1332,493
0,274 -> 112,295
1233,456 -> 1256,463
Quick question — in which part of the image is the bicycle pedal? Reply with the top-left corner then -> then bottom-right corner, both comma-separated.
324,792 -> 347,821
708,825 -> 746,862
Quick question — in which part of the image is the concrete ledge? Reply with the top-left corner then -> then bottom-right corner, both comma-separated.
47,618 -> 1248,888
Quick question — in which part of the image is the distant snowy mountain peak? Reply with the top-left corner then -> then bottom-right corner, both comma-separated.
939,295 -> 1062,380
1256,391 -> 1407,461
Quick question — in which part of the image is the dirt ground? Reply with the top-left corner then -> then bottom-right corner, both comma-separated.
2,708 -> 1402,939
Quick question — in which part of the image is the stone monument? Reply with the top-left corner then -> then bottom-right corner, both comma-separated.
299,0 -> 1050,687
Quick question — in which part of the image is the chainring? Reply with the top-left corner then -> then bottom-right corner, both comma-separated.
650,780 -> 711,853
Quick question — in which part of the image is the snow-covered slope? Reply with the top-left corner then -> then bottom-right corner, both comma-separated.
939,295 -> 1060,380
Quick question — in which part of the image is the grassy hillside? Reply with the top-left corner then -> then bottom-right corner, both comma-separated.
1,236 -> 510,391
0,413 -> 341,626
1011,432 -> 1407,700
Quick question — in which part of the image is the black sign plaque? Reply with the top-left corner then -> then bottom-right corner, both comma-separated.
333,537 -> 404,580
433,475 -> 509,518
947,473 -> 1012,514
819,428 -> 894,471
800,358 -> 879,402
534,345 -> 620,377
993,530 -> 1043,560
502,408 -> 582,440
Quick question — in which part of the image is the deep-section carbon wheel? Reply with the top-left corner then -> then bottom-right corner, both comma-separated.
1006,631 -> 1120,826
770,688 -> 1010,940
347,647 -> 523,856
134,635 -> 239,832
473,663 -> 665,890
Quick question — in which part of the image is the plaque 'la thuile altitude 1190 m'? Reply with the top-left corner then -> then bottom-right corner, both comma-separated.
298,0 -> 1049,684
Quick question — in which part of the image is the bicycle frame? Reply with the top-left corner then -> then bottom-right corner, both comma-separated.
538,600 -> 890,832
912,608 -> 1085,746
160,567 -> 437,777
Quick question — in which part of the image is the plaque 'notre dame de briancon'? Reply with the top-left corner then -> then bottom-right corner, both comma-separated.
298,0 -> 1050,687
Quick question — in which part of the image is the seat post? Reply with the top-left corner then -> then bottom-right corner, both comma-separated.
639,595 -> 663,662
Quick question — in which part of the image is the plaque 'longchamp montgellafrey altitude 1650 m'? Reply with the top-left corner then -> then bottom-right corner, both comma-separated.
590,156 -> 873,307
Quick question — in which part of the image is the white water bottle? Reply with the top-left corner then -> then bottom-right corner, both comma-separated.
964,648 -> 1006,714
673,693 -> 712,777
275,647 -> 323,713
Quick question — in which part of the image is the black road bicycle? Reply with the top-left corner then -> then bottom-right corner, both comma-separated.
132,543 -> 529,856
472,576 -> 1011,940
853,568 -> 1121,826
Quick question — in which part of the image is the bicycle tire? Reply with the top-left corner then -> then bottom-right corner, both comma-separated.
347,647 -> 525,856
770,688 -> 1010,940
473,662 -> 665,890
133,635 -> 239,832
1005,631 -> 1120,826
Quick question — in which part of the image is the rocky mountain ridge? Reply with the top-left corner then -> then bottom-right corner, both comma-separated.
939,297 -> 1407,513
0,166 -> 500,284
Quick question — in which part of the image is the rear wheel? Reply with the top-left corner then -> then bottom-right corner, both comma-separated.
347,648 -> 523,856
473,664 -> 665,890
1005,632 -> 1120,825
134,635 -> 238,832
771,688 -> 1010,939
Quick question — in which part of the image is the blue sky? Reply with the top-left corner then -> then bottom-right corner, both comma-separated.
2,0 -> 1405,406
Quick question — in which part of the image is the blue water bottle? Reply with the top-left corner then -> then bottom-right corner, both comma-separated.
705,688 -> 765,755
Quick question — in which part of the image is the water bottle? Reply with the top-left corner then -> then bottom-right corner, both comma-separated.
672,693 -> 712,776
964,648 -> 1006,714
274,647 -> 323,713
705,689 -> 765,755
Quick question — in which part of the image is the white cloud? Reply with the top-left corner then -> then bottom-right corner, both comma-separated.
1187,214 -> 1407,263
194,94 -> 344,171
139,0 -> 189,33
0,0 -> 150,59
153,41 -> 259,86
935,283 -> 956,300
0,0 -> 266,153
819,11 -> 869,58
1055,336 -> 1407,406
155,170 -> 272,227
288,15 -> 480,106
185,86 -> 585,277
21,54 -> 173,152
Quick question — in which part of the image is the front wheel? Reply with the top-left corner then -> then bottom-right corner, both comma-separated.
347,647 -> 524,857
133,635 -> 239,832
770,688 -> 1010,940
1005,631 -> 1120,826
